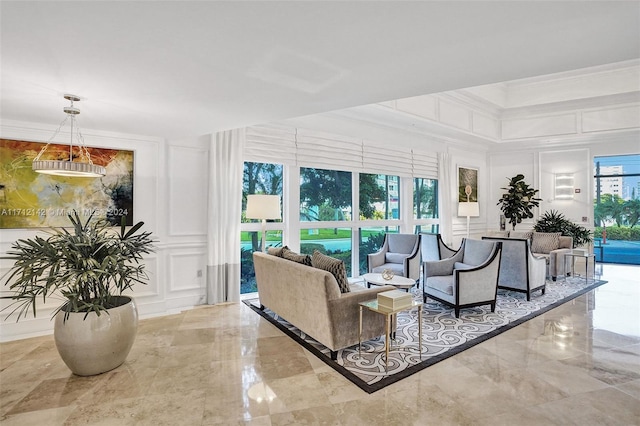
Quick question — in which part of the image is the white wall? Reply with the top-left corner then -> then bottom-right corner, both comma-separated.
0,120 -> 209,341
488,135 -> 639,236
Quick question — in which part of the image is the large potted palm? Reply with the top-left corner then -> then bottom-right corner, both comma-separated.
1,211 -> 154,376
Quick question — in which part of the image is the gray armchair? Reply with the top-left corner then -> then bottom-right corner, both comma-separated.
367,233 -> 421,281
420,232 -> 459,262
423,238 -> 502,317
483,237 -> 546,300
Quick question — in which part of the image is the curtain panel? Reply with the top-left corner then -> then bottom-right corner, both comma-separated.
206,129 -> 244,304
438,152 -> 453,246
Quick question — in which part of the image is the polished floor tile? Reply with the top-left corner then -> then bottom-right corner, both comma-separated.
1,264 -> 638,425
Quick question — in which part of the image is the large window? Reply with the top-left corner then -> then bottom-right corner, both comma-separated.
414,177 -> 438,219
358,226 -> 399,275
241,161 -> 283,294
593,154 -> 640,265
300,168 -> 352,221
359,173 -> 399,220
241,158 -> 441,293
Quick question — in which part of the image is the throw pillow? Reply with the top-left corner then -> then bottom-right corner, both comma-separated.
532,232 -> 561,254
509,231 -> 533,240
311,250 -> 350,293
281,247 -> 312,266
267,246 -> 288,257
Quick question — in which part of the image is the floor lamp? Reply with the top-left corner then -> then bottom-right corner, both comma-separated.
246,194 -> 281,252
458,202 -> 479,239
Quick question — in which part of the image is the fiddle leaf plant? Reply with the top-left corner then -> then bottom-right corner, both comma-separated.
497,174 -> 542,230
1,211 -> 154,322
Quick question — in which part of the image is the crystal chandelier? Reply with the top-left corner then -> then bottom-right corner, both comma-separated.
32,94 -> 106,177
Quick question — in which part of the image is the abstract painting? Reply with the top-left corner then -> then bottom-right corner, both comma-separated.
0,139 -> 134,228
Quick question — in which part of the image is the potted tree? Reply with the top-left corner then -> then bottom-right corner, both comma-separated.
1,211 -> 154,376
497,174 -> 542,230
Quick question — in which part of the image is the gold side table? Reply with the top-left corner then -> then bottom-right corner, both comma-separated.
358,299 -> 423,372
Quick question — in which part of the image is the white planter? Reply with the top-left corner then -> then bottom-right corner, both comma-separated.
54,296 -> 138,376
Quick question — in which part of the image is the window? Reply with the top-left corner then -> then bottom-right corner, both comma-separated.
300,168 -> 352,221
593,154 -> 640,265
413,178 -> 438,219
358,226 -> 399,275
359,173 -> 400,220
300,228 -> 352,275
241,161 -> 283,294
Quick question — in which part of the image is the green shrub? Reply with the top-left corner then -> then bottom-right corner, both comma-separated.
595,226 -> 640,241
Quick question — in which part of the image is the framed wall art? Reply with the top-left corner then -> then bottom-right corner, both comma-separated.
0,139 -> 134,229
457,166 -> 478,203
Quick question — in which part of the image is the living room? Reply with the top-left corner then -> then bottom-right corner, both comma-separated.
1,2 -> 639,424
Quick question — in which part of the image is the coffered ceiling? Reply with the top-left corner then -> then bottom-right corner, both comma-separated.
1,1 -> 639,140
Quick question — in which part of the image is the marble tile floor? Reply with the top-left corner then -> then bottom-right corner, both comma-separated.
1,264 -> 639,425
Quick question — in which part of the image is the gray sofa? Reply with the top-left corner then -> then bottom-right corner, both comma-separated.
482,237 -> 547,300
253,251 -> 394,360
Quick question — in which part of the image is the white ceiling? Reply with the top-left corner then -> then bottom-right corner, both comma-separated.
1,1 -> 639,140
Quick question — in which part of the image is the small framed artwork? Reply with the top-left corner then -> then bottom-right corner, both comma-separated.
458,166 -> 478,203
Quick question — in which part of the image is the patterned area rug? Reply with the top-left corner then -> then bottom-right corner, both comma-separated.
244,276 -> 607,393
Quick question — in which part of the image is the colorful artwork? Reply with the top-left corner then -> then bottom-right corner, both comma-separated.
0,139 -> 134,228
458,166 -> 478,203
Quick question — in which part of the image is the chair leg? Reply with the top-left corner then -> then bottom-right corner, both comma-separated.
526,292 -> 531,301
490,302 -> 496,313
552,276 -> 557,281
330,351 -> 337,360
541,287 -> 546,295
454,307 -> 460,318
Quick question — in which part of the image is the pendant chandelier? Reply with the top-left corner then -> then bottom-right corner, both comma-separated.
32,94 -> 106,177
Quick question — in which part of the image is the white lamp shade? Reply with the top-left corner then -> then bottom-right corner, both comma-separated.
458,202 -> 479,217
246,194 -> 281,220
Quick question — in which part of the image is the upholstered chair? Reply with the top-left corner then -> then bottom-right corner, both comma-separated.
367,233 -> 421,281
423,238 -> 502,317
420,232 -> 459,262
482,237 -> 546,300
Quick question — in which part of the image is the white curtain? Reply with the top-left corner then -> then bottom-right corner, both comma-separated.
206,128 -> 244,304
438,152 -> 453,246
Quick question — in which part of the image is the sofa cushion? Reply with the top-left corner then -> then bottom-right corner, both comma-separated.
426,275 -> 454,295
509,231 -> 533,240
385,252 -> 408,264
267,246 -> 287,257
282,247 -> 312,266
532,232 -> 561,254
311,250 -> 350,293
